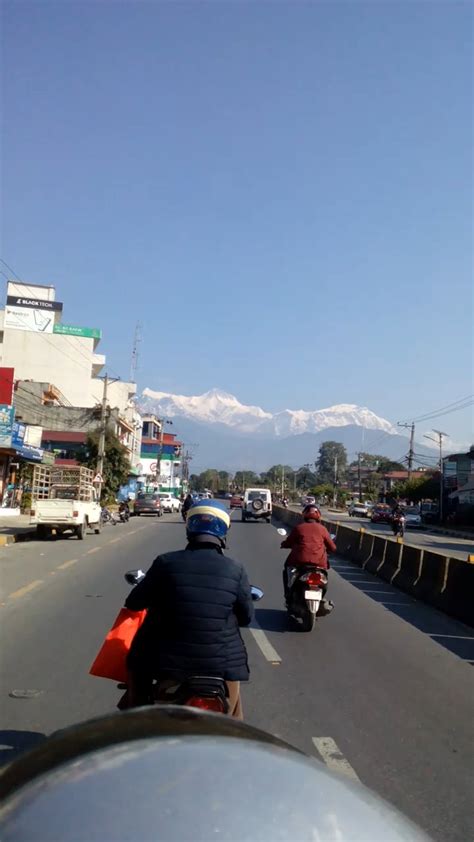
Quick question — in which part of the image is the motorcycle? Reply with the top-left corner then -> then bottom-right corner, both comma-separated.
278,528 -> 334,632
101,507 -> 118,526
119,569 -> 264,713
391,515 -> 405,538
118,503 -> 130,523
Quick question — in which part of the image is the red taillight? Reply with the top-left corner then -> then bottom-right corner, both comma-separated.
185,696 -> 226,713
73,510 -> 79,518
306,571 -> 325,588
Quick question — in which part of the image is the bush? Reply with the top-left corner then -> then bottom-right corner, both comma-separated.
20,492 -> 32,514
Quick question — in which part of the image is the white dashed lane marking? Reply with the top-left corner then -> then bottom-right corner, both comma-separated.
312,737 -> 360,781
247,622 -> 282,664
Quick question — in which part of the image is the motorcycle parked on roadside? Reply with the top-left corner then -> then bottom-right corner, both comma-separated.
101,507 -> 118,526
116,569 -> 264,713
118,502 -> 130,523
278,528 -> 334,632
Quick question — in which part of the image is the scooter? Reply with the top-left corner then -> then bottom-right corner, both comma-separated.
118,503 -> 130,523
278,528 -> 334,632
119,569 -> 264,712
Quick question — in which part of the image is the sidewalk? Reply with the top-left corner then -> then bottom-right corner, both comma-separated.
0,515 -> 36,546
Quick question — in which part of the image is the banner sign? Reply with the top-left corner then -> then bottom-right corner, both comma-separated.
53,324 -> 101,340
0,368 -> 14,405
7,296 -> 63,312
12,421 -> 26,448
5,305 -> 55,333
0,405 -> 15,447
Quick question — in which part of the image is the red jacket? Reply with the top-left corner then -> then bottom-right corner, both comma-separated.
281,522 -> 336,569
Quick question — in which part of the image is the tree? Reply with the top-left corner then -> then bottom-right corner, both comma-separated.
199,469 -> 220,492
233,471 -> 260,490
218,470 -> 231,490
392,474 -> 439,503
79,430 -> 130,501
354,453 -> 405,473
315,442 -> 347,485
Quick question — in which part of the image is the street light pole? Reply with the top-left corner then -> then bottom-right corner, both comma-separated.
424,430 -> 448,523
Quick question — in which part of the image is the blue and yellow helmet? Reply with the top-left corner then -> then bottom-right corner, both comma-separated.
186,499 -> 231,545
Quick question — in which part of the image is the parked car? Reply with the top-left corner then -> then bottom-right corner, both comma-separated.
157,493 -> 180,513
370,504 -> 393,524
242,488 -> 272,523
348,501 -> 371,518
403,506 -> 422,528
133,493 -> 162,517
230,494 -> 243,509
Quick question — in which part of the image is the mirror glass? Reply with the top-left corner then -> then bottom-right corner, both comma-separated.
250,586 -> 264,601
125,569 -> 145,585
277,528 -> 287,537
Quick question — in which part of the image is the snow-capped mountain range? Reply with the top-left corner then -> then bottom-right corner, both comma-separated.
141,387 -> 398,438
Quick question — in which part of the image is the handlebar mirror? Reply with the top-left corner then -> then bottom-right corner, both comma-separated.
125,569 -> 145,585
277,528 -> 287,537
330,534 -> 336,540
250,586 -> 264,601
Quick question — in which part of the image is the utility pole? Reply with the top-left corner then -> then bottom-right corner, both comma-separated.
424,429 -> 448,523
398,421 -> 415,479
281,467 -> 285,498
96,375 -> 108,501
333,454 -> 338,507
357,452 -> 362,501
96,374 -> 119,499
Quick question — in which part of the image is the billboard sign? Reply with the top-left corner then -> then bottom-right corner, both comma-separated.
6,296 -> 63,312
0,405 -> 15,447
53,324 -> 102,340
5,305 -> 55,333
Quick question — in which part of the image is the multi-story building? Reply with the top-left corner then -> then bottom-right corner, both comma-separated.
139,414 -> 182,495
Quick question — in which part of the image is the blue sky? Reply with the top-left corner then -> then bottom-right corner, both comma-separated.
2,1 -> 472,445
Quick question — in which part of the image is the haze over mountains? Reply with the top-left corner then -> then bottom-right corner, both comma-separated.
140,388 -> 436,472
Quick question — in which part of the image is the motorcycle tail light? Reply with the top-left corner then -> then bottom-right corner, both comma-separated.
305,571 -> 325,588
185,695 -> 226,713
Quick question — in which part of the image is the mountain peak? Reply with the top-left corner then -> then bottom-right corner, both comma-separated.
140,387 -> 397,438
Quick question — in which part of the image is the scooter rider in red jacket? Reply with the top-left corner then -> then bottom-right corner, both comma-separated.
281,505 -> 336,603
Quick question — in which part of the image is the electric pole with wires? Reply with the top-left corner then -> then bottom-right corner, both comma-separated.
398,421 -> 415,479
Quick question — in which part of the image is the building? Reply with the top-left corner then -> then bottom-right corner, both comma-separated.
13,380 -> 142,471
138,414 -> 182,495
444,447 -> 474,524
382,470 -> 428,494
0,281 -> 106,407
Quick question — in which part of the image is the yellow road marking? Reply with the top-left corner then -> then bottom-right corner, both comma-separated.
86,547 -> 101,555
57,559 -> 78,570
108,537 -> 122,544
9,580 -> 43,600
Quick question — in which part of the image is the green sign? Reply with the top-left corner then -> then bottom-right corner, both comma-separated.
53,324 -> 102,340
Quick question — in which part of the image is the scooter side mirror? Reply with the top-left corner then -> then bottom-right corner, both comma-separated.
277,528 -> 287,537
125,569 -> 145,585
250,586 -> 264,601
330,534 -> 336,540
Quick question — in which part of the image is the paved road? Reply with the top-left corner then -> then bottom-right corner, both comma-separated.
318,509 -> 474,561
1,513 -> 473,841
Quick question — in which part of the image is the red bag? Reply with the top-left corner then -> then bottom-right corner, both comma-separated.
89,608 -> 147,683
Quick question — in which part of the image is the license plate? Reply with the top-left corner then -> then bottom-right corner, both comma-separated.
305,590 -> 322,601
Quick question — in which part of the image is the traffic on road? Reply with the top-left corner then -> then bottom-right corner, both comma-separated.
1,502 -> 473,842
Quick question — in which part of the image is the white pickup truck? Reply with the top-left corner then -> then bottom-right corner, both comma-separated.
30,465 -> 102,540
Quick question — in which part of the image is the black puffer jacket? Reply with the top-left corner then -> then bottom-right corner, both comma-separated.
125,543 -> 253,682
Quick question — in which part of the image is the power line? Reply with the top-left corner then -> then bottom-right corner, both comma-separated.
0,258 -> 22,280
399,394 -> 474,425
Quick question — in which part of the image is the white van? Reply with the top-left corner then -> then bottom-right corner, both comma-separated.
242,488 -> 272,523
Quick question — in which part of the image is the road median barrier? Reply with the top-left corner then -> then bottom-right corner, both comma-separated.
393,543 -> 423,594
377,539 -> 404,584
